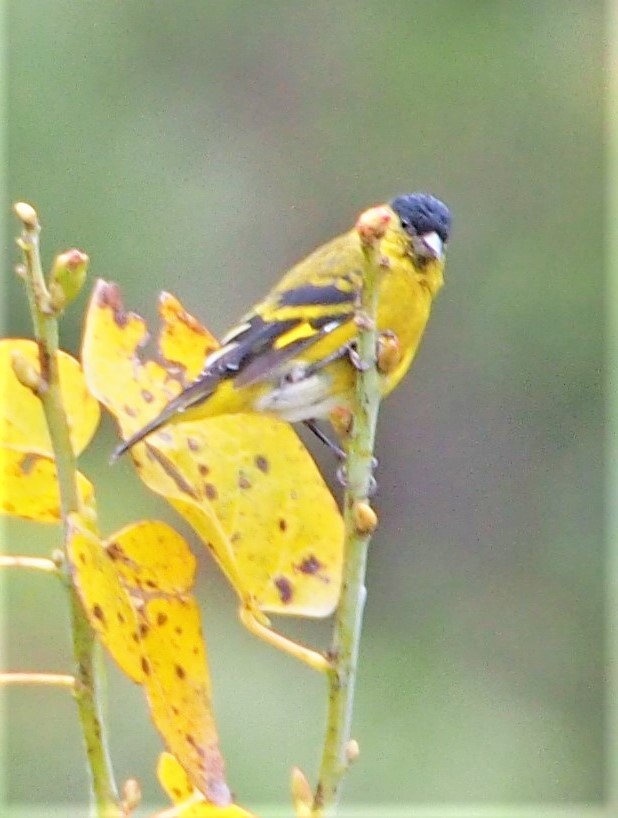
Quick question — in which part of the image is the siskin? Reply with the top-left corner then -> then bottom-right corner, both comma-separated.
113,193 -> 450,460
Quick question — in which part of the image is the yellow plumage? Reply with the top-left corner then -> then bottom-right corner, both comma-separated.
113,193 -> 450,459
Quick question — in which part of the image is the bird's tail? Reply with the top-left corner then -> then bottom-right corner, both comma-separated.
110,377 -> 215,463
110,407 -> 175,463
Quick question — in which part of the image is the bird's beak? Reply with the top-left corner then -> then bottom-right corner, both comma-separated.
418,230 -> 445,261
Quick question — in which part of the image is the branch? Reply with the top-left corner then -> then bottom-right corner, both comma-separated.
311,206 -> 392,816
14,202 -> 122,818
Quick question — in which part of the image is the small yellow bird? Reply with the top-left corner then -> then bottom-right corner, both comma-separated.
113,193 -> 450,460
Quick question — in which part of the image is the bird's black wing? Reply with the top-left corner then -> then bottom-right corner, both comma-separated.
111,281 -> 357,459
222,281 -> 358,388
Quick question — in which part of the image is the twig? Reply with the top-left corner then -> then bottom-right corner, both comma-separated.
0,672 -> 76,688
312,206 -> 392,816
239,605 -> 330,673
0,555 -> 58,573
14,202 -> 121,818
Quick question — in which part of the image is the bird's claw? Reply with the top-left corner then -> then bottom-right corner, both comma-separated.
336,463 -> 348,487
367,474 -> 378,497
335,457 -> 379,494
348,346 -> 370,372
354,312 -> 375,331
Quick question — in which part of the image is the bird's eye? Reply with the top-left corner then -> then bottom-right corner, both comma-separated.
400,217 -> 411,231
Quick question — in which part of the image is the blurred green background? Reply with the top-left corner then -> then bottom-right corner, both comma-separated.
4,0 -> 603,811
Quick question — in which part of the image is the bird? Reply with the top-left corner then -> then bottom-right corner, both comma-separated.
112,192 -> 451,461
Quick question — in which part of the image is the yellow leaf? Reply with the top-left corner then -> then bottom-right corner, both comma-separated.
82,280 -> 343,617
157,752 -> 255,817
107,520 -> 226,802
133,418 -> 343,616
142,597 -> 227,804
158,291 -> 219,379
81,282 -> 216,433
0,446 -> 95,523
67,516 -> 230,804
0,339 -> 100,456
66,517 -> 145,683
106,518 -> 196,595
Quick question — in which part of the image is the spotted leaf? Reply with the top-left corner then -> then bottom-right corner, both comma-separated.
0,339 -> 99,456
0,446 -> 95,523
157,752 -> 255,817
67,515 -> 230,804
82,280 -> 343,617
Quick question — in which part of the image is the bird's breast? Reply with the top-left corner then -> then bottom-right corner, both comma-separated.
376,262 -> 433,395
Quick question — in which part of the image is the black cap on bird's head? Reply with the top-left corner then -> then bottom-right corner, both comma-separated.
390,193 -> 451,261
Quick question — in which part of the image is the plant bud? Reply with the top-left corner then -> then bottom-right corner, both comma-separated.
329,406 -> 353,438
13,201 -> 39,230
353,501 -> 378,535
356,205 -> 392,245
10,349 -> 42,393
291,766 -> 313,818
121,777 -> 142,814
49,249 -> 89,309
345,738 -> 360,764
377,331 -> 401,375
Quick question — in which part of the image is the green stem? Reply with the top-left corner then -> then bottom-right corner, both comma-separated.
313,214 -> 385,816
15,205 -> 121,818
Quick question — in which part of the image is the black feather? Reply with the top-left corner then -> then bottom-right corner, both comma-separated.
277,283 -> 354,308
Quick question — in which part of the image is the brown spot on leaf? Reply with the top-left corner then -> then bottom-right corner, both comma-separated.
278,518 -> 287,532
147,447 -> 199,499
298,554 -> 323,574
96,281 -> 129,327
238,472 -> 251,490
92,604 -> 106,624
141,657 -> 150,675
255,454 -> 269,473
204,483 -> 218,500
19,453 -> 40,475
141,389 -> 154,403
123,404 -> 137,417
106,542 -> 123,561
274,576 -> 293,604
117,612 -> 126,624
175,664 -> 186,680
198,463 -> 210,476
187,437 -> 200,452
156,612 -> 168,626
185,734 -> 206,758
139,623 -> 149,638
